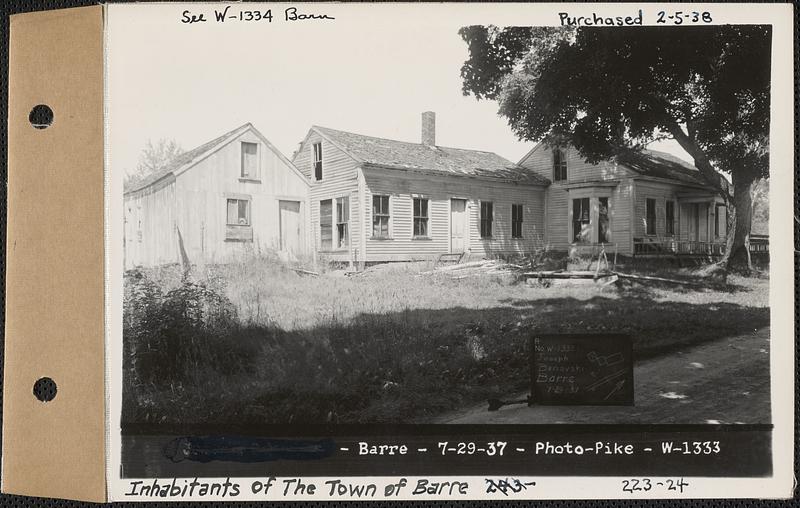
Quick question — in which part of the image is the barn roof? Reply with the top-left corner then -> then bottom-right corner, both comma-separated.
124,123 -> 252,194
312,126 -> 550,185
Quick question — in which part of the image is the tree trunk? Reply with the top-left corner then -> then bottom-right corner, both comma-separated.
718,170 -> 757,272
662,120 -> 763,274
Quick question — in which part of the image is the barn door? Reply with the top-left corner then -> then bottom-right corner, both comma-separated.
450,199 -> 467,253
279,200 -> 302,254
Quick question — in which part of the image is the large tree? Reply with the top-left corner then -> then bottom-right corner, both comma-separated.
460,25 -> 771,271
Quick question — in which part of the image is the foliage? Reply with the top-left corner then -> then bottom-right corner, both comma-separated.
123,269 -> 251,389
751,178 -> 769,229
459,25 -> 772,269
122,259 -> 768,426
125,139 -> 184,188
460,26 -> 770,179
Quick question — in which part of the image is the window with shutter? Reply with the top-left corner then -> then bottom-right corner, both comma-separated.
313,142 -> 323,181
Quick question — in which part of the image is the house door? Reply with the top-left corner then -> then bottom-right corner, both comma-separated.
697,203 -> 709,242
279,200 -> 302,253
687,204 -> 699,241
450,199 -> 467,253
684,203 -> 708,242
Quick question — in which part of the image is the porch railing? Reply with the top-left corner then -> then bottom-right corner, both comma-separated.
633,238 -> 726,257
633,236 -> 769,257
749,234 -> 770,254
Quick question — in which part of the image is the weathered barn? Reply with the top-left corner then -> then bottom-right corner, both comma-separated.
124,123 -> 310,268
290,112 -> 549,263
518,142 -> 730,257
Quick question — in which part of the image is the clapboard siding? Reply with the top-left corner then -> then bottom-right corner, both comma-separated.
613,179 -> 634,254
124,126 -> 309,268
563,179 -> 633,254
124,179 -> 178,266
468,188 -> 546,258
634,181 -> 675,239
519,144 -> 639,254
363,168 -> 545,261
173,130 -> 308,264
519,143 -> 635,184
292,131 -> 361,261
524,183 -> 635,254
543,186 -> 569,251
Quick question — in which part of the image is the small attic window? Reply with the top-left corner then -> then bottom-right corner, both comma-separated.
241,142 -> 258,178
553,148 -> 567,182
313,142 -> 323,180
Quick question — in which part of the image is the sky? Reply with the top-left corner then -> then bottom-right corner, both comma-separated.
107,3 -> 692,177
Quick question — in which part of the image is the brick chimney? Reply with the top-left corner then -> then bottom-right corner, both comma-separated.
421,111 -> 436,146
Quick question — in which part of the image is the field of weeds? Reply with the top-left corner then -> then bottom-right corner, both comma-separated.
122,253 -> 770,427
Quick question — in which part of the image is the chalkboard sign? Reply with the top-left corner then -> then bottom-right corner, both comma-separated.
530,334 -> 633,405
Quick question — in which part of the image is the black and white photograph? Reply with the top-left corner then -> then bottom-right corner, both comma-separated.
104,3 -> 794,500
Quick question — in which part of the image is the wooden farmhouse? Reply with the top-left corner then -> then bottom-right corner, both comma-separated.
290,112 -> 550,263
124,123 -> 310,268
517,142 -> 729,257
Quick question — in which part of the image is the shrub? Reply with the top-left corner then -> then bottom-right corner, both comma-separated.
123,270 -> 258,388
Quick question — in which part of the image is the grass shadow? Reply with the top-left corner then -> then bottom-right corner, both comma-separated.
122,281 -> 770,428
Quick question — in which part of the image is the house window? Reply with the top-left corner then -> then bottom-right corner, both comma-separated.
553,148 -> 567,182
645,198 -> 657,235
572,198 -> 590,242
313,142 -> 323,181
226,197 -> 253,241
480,201 -> 493,238
372,195 -> 390,238
320,199 -> 333,250
598,197 -> 610,243
336,196 -> 349,249
511,204 -> 523,238
715,204 -> 726,238
413,197 -> 429,237
241,142 -> 258,178
666,200 -> 675,236
226,198 -> 250,225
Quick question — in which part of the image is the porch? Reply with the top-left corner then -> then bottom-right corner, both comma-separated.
633,238 -> 726,258
633,235 -> 769,258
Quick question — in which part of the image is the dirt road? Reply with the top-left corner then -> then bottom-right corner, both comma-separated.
437,327 -> 771,424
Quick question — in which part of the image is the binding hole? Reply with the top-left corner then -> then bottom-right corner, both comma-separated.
33,377 -> 57,402
29,104 -> 53,129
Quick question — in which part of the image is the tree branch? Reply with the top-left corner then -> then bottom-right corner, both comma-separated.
663,119 -> 732,201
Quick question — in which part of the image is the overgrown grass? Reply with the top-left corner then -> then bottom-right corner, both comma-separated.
122,253 -> 769,427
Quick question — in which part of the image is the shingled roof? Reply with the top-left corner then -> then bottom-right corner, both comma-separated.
313,126 -> 549,185
617,149 -> 711,187
124,123 -> 252,194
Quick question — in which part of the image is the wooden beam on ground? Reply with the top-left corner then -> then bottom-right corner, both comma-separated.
611,271 -> 702,286
292,268 -> 319,277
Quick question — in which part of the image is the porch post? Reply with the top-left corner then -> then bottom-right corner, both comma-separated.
709,199 -> 716,243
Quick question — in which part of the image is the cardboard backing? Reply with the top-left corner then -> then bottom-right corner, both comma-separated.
3,5 -> 106,502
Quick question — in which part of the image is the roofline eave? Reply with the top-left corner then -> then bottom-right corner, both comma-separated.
309,126 -> 365,165
517,139 -> 547,166
171,123 -> 252,179
123,173 -> 176,198
630,174 -> 718,192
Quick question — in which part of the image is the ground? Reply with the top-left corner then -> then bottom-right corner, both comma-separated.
122,255 -> 771,426
439,327 -> 770,424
